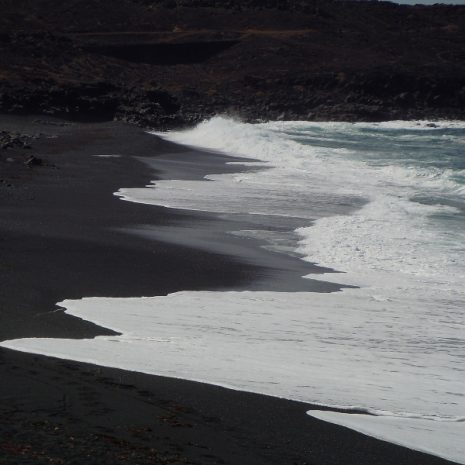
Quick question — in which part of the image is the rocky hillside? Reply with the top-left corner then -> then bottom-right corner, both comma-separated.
1,0 -> 465,125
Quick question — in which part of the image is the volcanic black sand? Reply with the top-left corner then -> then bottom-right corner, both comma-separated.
0,116 -> 459,465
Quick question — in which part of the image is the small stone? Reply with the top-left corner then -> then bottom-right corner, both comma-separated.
24,155 -> 43,167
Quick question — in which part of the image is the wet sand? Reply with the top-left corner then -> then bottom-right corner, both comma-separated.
0,116 -> 457,465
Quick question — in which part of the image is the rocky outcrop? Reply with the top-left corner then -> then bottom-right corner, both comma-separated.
0,78 -> 181,127
1,1 -> 465,126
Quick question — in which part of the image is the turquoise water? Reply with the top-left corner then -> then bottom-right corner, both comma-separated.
273,121 -> 465,260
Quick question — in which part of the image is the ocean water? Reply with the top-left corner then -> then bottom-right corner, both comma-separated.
2,117 -> 465,463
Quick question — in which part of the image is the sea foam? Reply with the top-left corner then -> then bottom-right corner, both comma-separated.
2,117 -> 464,463
2,289 -> 464,463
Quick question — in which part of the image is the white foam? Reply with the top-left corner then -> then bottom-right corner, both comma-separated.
3,117 -> 465,462
1,290 -> 464,463
296,196 -> 465,288
119,118 -> 365,219
94,154 -> 122,158
120,117 -> 465,462
308,410 -> 465,462
122,117 -> 465,295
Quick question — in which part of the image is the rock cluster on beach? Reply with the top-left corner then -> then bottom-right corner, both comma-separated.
0,130 -> 31,151
1,0 -> 465,126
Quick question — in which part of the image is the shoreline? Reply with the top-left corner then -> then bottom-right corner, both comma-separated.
3,346 -> 457,465
0,115 -> 459,465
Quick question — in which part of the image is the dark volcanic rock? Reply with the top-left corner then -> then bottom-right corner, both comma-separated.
24,155 -> 43,167
0,130 -> 32,150
1,0 -> 465,125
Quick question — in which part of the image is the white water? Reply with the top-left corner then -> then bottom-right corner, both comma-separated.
3,290 -> 464,462
2,117 -> 465,463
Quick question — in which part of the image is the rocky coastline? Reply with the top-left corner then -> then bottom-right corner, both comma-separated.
1,0 -> 465,128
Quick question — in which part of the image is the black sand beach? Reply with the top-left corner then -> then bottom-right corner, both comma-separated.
0,117 -> 459,465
